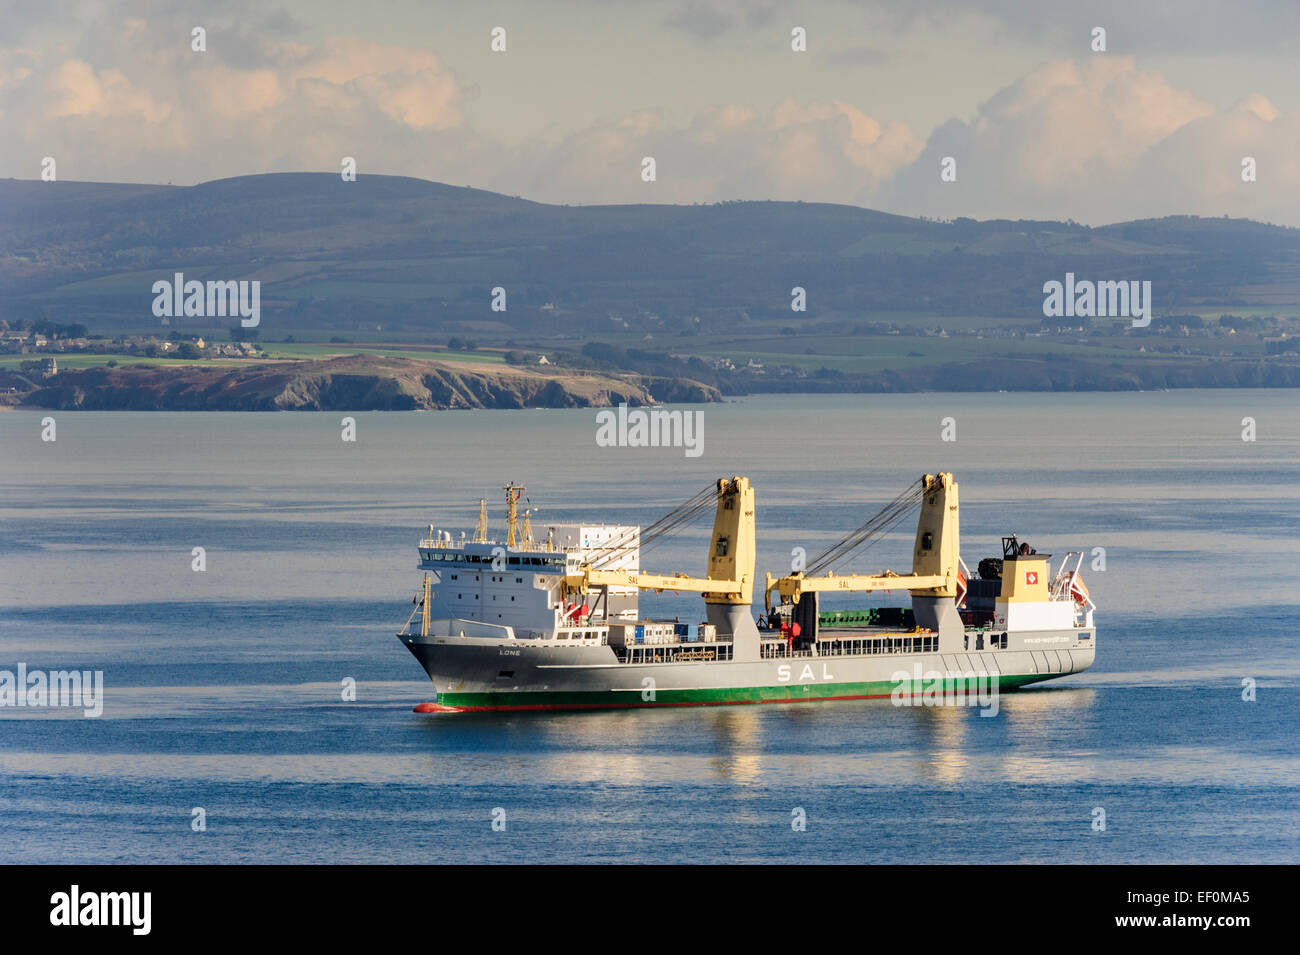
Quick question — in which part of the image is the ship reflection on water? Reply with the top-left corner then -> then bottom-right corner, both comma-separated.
410,686 -> 1101,791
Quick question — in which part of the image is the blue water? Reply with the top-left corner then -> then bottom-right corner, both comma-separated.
1,391 -> 1298,863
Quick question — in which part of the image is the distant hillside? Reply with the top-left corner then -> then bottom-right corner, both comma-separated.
3,173 -> 1299,337
4,173 -> 1300,398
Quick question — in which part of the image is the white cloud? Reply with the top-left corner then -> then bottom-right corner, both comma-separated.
45,59 -> 169,121
492,99 -> 923,204
880,56 -> 1300,225
0,29 -> 473,183
1128,96 -> 1300,222
2,18 -> 1298,227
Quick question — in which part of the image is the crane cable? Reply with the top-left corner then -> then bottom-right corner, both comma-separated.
584,482 -> 718,568
805,481 -> 926,575
803,476 -> 936,577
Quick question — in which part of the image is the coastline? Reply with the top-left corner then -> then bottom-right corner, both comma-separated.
4,353 -> 1296,410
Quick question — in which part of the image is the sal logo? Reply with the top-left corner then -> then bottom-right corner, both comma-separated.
1026,572 -> 1038,585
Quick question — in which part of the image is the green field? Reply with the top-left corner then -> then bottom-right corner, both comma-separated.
0,354 -> 236,370
270,280 -> 468,301
0,344 -> 505,372
567,325 -> 1248,375
257,343 -> 504,364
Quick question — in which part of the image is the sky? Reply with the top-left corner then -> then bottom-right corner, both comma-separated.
2,0 -> 1299,225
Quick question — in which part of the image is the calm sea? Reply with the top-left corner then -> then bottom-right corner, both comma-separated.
1,391 -> 1297,863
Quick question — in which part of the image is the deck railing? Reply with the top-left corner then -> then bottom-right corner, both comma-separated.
760,633 -> 940,659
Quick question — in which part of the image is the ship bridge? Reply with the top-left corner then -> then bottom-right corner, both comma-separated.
410,484 -> 643,640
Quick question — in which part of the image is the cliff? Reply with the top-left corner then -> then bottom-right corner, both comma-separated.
16,356 -> 723,411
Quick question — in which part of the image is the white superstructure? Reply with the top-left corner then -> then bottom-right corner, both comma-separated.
416,522 -> 640,641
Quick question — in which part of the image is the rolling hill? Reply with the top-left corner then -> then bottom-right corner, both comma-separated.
3,173 -> 1299,397
4,173 -> 1299,332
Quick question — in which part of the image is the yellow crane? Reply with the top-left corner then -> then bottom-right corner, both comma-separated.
563,475 -> 755,604
764,473 -> 962,630
561,475 -> 765,660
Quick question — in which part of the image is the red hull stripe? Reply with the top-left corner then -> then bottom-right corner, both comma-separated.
414,690 -> 947,713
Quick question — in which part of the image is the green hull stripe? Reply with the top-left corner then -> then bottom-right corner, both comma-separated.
435,673 -> 1055,710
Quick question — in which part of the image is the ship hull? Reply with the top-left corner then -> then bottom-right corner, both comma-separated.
401,631 -> 1095,711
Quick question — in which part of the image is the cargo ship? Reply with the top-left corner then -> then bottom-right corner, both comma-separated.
397,474 -> 1096,711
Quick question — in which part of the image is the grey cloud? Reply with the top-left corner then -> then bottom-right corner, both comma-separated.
822,44 -> 892,67
849,0 -> 1300,54
663,2 -> 736,40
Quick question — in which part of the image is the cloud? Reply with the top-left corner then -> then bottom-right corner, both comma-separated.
1236,92 -> 1279,123
663,2 -> 736,40
285,38 -> 464,131
849,0 -> 1300,55
43,59 -> 165,121
490,99 -> 923,205
2,13 -> 1298,227
0,25 -> 475,183
1125,96 -> 1300,223
527,56 -> 1300,225
822,45 -> 893,68
879,56 -> 1300,225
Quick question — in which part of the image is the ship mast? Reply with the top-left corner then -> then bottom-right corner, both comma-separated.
474,499 -> 488,542
504,483 -> 525,547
